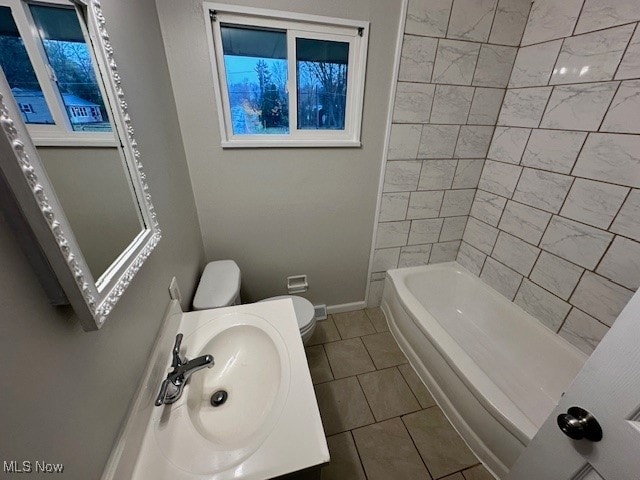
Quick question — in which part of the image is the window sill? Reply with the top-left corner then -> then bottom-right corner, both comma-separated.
220,139 -> 362,149
30,132 -> 119,148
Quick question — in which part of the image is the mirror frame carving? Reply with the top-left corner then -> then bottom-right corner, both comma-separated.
0,0 -> 161,330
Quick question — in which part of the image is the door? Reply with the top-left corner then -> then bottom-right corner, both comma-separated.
506,289 -> 640,480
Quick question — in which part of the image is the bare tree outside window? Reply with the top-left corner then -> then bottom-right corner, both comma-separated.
297,60 -> 347,130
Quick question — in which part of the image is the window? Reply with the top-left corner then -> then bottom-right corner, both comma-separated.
0,5 -> 54,124
206,4 -> 369,147
0,0 -> 114,145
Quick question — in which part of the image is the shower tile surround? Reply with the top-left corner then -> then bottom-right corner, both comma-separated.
372,0 -> 525,303
371,0 -> 640,356
459,0 -> 640,354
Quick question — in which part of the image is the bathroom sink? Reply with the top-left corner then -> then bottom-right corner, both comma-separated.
152,312 -> 291,475
112,299 -> 328,480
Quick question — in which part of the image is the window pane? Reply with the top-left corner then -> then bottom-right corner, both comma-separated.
0,6 -> 54,124
29,5 -> 111,132
296,38 -> 348,131
221,25 -> 288,135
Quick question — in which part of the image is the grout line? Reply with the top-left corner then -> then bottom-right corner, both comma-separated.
359,336 -> 381,369
430,37 -> 440,84
517,128 -> 534,165
546,38 -> 567,86
568,129 -> 590,177
469,192 -> 639,285
444,4 -> 454,40
389,121 -> 640,137
613,22 -> 639,79
534,209 -> 554,248
521,20 -> 640,49
592,233 -> 617,274
424,97 -> 438,130
536,84 -> 556,128
605,187 -> 632,231
571,305 -> 613,330
478,155 -> 636,193
347,429 -> 370,480
501,24 -> 526,91
518,0 -> 535,49
570,0 -> 588,37
403,30 -> 526,50
355,373 -> 379,422
320,343 -> 336,382
556,305 -> 578,335
596,80 -> 622,131
554,176 -> 577,217
485,0 -> 500,45
400,414 -> 436,479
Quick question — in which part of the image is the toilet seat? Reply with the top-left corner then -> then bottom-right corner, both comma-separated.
259,295 -> 315,331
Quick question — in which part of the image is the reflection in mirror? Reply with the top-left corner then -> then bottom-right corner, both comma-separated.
0,0 -> 160,330
28,3 -> 109,132
38,147 -> 144,279
0,0 -> 144,282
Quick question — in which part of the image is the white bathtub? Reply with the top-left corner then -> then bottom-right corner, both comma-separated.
381,263 -> 587,478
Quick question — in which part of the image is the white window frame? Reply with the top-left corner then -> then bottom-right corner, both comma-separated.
0,0 -> 117,147
203,3 -> 369,148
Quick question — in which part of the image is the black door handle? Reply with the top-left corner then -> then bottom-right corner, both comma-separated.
557,406 -> 603,442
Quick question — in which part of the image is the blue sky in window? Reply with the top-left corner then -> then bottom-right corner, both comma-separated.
224,55 -> 286,85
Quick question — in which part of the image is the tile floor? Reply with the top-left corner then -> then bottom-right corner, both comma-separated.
305,309 -> 494,480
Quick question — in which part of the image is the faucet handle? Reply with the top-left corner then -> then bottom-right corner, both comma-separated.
155,378 -> 171,406
171,333 -> 185,369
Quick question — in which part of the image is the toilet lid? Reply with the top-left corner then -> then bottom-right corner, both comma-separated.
193,260 -> 241,310
260,295 -> 315,330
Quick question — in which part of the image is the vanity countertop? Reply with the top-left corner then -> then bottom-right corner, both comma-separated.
102,299 -> 329,480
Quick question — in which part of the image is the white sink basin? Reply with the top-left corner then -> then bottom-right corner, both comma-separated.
153,312 -> 291,475
107,299 -> 328,480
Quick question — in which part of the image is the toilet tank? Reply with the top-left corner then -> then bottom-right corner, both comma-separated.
192,260 -> 241,310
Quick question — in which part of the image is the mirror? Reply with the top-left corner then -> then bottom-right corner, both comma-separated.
0,0 -> 160,330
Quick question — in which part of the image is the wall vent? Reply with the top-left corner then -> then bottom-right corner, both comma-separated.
314,304 -> 327,320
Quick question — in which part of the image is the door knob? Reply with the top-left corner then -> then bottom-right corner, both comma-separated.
557,406 -> 603,442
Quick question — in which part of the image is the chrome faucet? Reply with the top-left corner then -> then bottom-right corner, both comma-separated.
155,333 -> 214,406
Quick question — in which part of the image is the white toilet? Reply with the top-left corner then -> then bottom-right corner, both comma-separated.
192,260 -> 317,344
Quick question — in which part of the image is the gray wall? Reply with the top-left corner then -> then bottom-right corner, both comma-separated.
39,146 -> 142,279
458,0 -> 640,355
0,1 -> 205,478
155,0 -> 402,306
368,0 -> 530,306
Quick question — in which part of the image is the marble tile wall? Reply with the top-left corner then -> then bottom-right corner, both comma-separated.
457,0 -> 640,355
369,0 -> 529,306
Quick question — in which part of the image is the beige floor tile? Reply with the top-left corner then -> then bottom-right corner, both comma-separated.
325,338 -> 376,379
462,464 -> 494,480
398,363 -> 437,409
314,377 -> 374,436
441,474 -> 465,480
333,310 -> 376,339
305,345 -> 333,384
358,367 -> 420,421
307,317 -> 341,346
403,408 -> 478,479
321,432 -> 366,480
365,307 -> 389,332
353,417 -> 432,480
362,331 -> 408,369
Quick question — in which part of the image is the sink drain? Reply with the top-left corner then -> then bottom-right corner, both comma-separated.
210,390 -> 228,407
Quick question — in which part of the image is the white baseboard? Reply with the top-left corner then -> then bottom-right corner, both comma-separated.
326,301 -> 366,315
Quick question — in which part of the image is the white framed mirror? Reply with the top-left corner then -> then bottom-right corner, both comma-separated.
0,0 -> 161,330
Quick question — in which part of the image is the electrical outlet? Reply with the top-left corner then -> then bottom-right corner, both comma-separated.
169,277 -> 182,303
